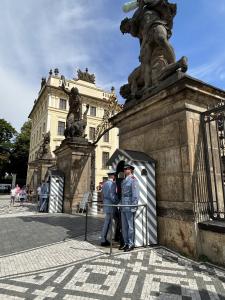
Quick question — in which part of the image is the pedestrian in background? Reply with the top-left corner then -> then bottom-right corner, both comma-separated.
15,184 -> 20,202
10,187 -> 16,206
19,186 -> 27,206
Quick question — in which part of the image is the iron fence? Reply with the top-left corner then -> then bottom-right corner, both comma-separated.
200,102 -> 225,220
84,201 -> 148,255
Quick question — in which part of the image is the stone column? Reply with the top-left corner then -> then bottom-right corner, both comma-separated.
54,137 -> 95,214
111,74 -> 225,257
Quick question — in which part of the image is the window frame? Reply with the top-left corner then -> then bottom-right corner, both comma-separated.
103,131 -> 109,143
59,98 -> 67,110
58,121 -> 65,136
89,127 -> 96,141
90,106 -> 96,117
102,151 -> 110,169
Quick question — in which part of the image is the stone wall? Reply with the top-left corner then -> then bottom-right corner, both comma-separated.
198,228 -> 225,265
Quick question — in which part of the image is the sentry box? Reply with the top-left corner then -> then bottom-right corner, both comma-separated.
107,149 -> 157,246
48,170 -> 64,213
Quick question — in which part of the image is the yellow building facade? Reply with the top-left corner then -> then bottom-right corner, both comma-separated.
27,69 -> 120,189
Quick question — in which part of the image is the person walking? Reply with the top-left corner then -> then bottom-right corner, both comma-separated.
100,169 -> 117,247
15,184 -> 20,202
10,187 -> 16,206
120,164 -> 139,252
19,186 -> 27,206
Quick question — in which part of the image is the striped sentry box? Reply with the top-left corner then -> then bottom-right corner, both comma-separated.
108,149 -> 157,246
49,171 -> 64,213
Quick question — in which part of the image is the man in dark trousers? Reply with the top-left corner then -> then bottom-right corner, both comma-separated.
121,164 -> 140,252
100,169 -> 117,246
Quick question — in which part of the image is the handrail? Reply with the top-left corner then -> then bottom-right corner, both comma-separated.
84,201 -> 148,255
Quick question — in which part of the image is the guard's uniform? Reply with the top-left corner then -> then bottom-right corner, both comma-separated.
121,174 -> 139,248
101,179 -> 117,243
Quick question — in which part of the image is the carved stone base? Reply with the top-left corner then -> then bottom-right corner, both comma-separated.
111,74 -> 225,259
54,138 -> 95,214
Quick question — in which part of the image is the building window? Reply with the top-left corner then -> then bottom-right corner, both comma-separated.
90,106 -> 96,116
89,127 -> 95,141
58,121 -> 65,136
59,99 -> 67,110
103,131 -> 109,142
102,152 -> 109,169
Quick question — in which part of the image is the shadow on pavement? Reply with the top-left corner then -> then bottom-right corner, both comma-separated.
0,213 -> 103,256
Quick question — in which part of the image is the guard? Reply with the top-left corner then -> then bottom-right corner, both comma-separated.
100,169 -> 117,246
121,164 -> 139,251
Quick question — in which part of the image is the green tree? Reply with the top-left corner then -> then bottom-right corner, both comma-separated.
0,119 -> 17,179
0,118 -> 17,150
9,120 -> 32,181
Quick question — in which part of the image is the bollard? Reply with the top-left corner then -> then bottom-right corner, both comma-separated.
90,192 -> 98,215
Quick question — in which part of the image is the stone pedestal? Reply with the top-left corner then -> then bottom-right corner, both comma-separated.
54,137 -> 95,214
111,74 -> 225,258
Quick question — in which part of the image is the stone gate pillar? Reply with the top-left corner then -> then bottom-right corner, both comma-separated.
111,74 -> 225,257
54,137 -> 95,214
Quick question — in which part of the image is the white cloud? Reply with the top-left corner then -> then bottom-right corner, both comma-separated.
0,66 -> 36,132
0,0 -> 122,130
189,54 -> 225,85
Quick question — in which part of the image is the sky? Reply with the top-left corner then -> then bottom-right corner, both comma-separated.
0,0 -> 225,131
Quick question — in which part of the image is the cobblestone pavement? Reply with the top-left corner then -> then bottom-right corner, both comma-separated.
0,195 -> 38,217
0,195 -> 225,299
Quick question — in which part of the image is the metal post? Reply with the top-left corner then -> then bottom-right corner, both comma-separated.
84,202 -> 88,241
110,212 -> 113,256
145,204 -> 148,248
201,115 -> 214,217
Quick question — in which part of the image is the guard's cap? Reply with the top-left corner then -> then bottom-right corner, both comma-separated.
107,169 -> 116,175
124,164 -> 135,171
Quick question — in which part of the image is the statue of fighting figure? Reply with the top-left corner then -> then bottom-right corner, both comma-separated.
60,76 -> 89,139
36,131 -> 52,159
120,0 -> 188,101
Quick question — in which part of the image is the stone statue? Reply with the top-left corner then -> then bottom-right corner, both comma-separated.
36,132 -> 52,159
60,76 -> 89,139
120,0 -> 188,101
77,68 -> 95,84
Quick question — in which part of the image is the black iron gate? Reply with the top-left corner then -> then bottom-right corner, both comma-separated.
201,102 -> 225,220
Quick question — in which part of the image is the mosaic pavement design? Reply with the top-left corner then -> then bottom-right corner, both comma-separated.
0,247 -> 225,300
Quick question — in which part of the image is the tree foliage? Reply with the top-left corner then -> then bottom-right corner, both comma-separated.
0,119 -> 17,179
9,120 -> 32,180
0,118 -> 17,150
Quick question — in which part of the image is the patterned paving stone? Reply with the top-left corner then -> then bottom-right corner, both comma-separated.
0,246 -> 225,299
0,195 -> 225,299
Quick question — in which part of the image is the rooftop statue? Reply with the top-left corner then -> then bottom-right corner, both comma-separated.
77,68 -> 96,84
120,0 -> 188,102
